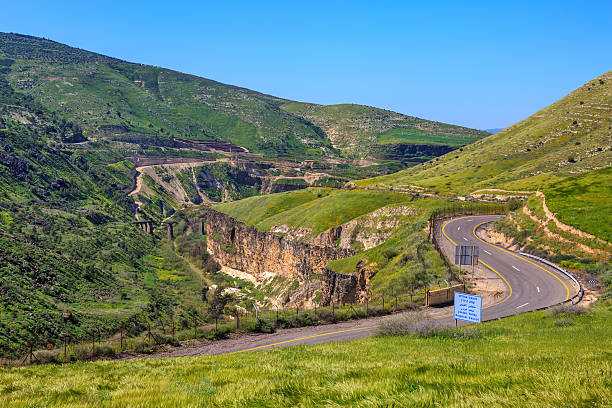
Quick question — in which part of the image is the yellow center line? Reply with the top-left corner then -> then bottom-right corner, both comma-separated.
233,215 -> 571,353
228,326 -> 378,354
471,221 -> 570,302
433,259 -> 513,318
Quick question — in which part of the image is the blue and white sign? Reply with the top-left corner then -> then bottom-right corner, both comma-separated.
453,292 -> 482,323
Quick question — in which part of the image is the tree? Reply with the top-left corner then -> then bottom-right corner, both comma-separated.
207,290 -> 233,330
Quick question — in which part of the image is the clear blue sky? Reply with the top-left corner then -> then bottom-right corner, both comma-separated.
3,0 -> 611,129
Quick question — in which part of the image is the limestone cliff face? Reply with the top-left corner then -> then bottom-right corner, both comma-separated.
321,260 -> 376,305
205,209 -> 358,305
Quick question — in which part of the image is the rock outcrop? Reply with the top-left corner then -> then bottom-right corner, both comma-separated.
321,260 -> 377,305
205,209 -> 363,305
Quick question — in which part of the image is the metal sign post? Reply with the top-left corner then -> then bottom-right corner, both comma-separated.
455,245 -> 479,277
472,246 -> 479,278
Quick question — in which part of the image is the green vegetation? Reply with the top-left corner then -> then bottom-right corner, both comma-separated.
195,163 -> 260,202
0,32 -> 486,160
0,58 -> 214,358
543,166 -> 612,242
0,305 -> 610,407
281,102 -> 488,157
214,187 -> 415,237
358,70 -> 612,242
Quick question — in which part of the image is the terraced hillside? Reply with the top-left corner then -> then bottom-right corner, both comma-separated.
359,70 -> 612,242
281,102 -> 488,158
0,32 -> 487,160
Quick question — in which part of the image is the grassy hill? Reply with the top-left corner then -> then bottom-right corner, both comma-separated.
1,305 -> 610,407
0,32 -> 487,159
358,70 -> 612,241
281,102 -> 489,158
0,68 -> 209,356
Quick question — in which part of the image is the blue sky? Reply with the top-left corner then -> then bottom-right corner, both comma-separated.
3,0 -> 611,129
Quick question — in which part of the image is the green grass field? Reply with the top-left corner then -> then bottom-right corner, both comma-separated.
213,187 -> 417,237
1,305 -> 610,407
543,166 -> 612,243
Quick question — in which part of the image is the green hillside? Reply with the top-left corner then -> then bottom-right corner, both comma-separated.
0,69 -> 207,356
0,33 -> 486,159
358,70 -> 612,240
213,187 -> 416,237
281,102 -> 489,157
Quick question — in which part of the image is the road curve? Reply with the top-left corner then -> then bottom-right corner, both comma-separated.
435,214 -> 577,321
128,215 -> 579,359
219,215 -> 578,353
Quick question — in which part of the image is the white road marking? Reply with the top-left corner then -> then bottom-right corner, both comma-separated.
468,219 -> 473,221
537,286 -> 540,293
484,249 -> 492,255
462,237 -> 468,241
516,302 -> 529,309
457,226 -> 461,231
512,266 -> 520,271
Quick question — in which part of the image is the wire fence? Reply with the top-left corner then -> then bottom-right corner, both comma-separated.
10,285 -> 429,366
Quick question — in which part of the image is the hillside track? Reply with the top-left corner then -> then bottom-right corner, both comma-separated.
119,215 -> 578,359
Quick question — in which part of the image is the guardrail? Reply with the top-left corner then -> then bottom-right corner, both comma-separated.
518,252 -> 584,304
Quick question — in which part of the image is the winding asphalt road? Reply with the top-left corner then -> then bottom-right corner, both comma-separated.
435,215 -> 576,320
137,214 -> 579,359
219,215 -> 578,353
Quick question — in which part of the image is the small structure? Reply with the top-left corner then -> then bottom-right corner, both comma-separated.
134,220 -> 154,235
163,221 -> 177,240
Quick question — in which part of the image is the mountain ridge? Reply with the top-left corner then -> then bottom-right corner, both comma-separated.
0,32 -> 488,159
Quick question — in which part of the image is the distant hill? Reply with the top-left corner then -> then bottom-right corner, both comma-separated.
281,102 -> 488,158
483,128 -> 504,134
0,32 -> 488,159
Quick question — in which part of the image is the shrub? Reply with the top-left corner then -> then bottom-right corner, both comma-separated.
548,304 -> 587,317
250,319 -> 275,334
506,198 -> 522,212
377,311 -> 441,336
554,318 -> 575,327
205,326 -> 231,340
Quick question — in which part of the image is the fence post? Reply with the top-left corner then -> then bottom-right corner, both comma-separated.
366,291 -> 369,316
382,289 -> 385,309
235,309 -> 240,332
63,335 -> 68,362
91,330 -> 95,353
120,327 -> 124,350
395,290 -> 398,311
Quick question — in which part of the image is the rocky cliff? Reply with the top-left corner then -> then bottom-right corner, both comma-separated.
321,260 -> 376,305
205,209 -> 362,306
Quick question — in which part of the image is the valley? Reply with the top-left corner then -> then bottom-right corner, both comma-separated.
0,27 -> 611,408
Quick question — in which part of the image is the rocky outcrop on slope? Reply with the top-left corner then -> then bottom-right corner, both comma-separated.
321,260 -> 377,305
205,209 -> 362,305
